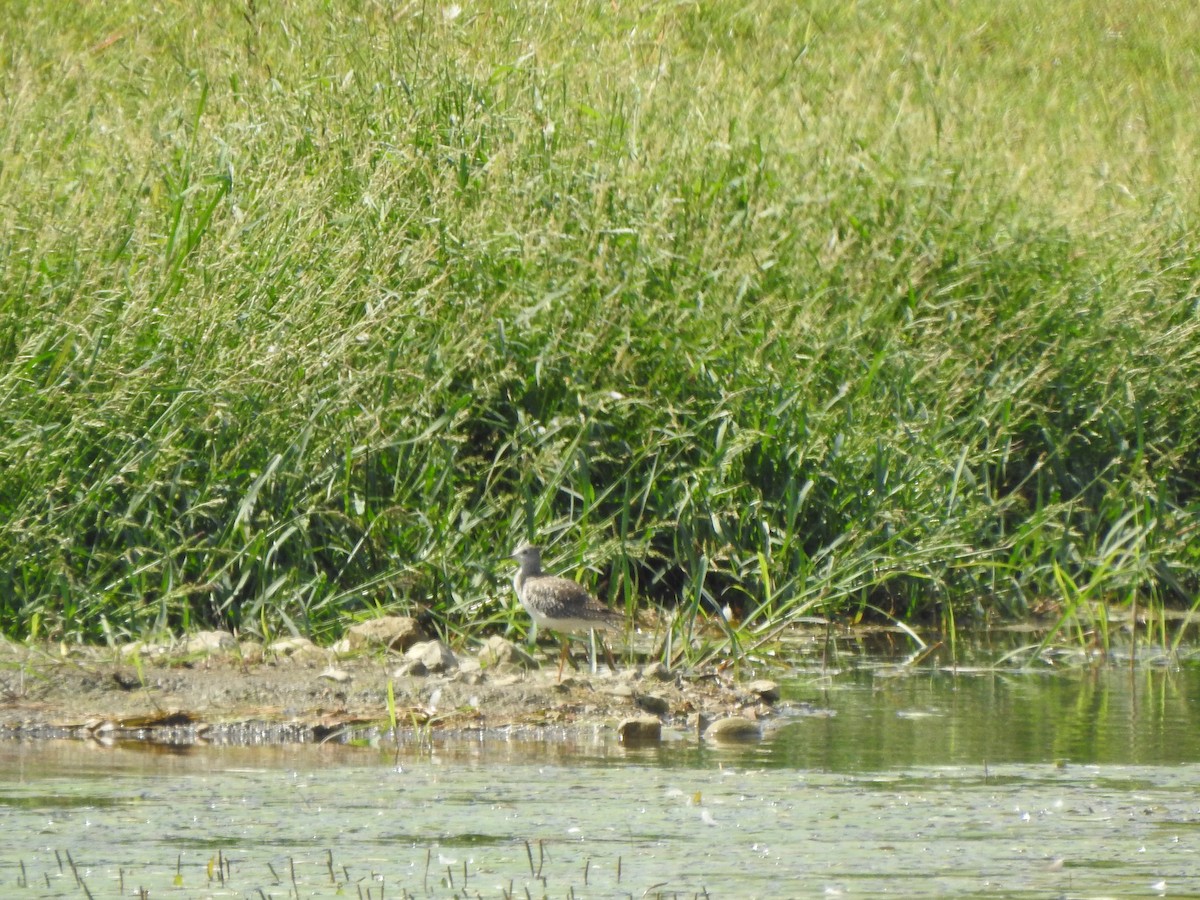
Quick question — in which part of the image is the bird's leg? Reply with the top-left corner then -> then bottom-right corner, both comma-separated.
556,638 -> 570,682
587,629 -> 618,675
600,634 -> 619,675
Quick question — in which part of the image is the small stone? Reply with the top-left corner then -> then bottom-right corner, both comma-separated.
400,640 -> 457,675
147,641 -> 178,660
618,716 -> 662,744
269,637 -> 320,657
641,661 -> 673,682
119,641 -> 159,659
237,641 -> 265,664
317,668 -> 352,684
456,657 -> 483,676
346,616 -> 425,652
746,679 -> 781,703
393,658 -> 427,677
703,715 -> 762,742
183,631 -> 237,655
635,693 -> 670,716
477,635 -> 537,670
110,669 -> 141,691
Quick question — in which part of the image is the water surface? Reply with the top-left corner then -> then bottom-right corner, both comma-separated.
2,659 -> 1199,897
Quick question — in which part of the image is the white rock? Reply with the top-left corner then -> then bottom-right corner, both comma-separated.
269,636 -> 320,656
184,631 -> 236,654
346,616 -> 424,652
478,635 -> 538,670
394,640 -> 457,676
745,679 -> 781,702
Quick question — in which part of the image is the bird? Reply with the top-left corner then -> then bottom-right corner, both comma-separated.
510,543 -> 624,681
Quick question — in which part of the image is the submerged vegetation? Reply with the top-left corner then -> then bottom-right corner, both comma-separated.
1,0 -> 1198,646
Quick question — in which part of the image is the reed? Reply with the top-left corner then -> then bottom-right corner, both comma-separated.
1,1 -> 1197,647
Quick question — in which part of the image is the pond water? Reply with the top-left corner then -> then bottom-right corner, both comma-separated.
2,657 -> 1199,897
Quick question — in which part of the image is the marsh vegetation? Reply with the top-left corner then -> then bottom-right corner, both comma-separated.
1,1 -> 1198,653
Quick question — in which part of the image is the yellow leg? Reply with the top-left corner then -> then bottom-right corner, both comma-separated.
600,635 -> 618,674
556,639 -> 569,682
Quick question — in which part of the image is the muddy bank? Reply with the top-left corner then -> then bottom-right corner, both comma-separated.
0,631 -> 788,745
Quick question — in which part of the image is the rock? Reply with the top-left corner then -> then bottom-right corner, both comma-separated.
394,640 -> 457,676
183,631 -> 237,654
641,661 -> 673,682
345,616 -> 425,652
477,635 -> 537,670
745,679 -> 781,703
109,669 -> 141,691
268,637 -> 324,661
271,638 -> 319,657
635,693 -> 670,716
489,673 -> 524,689
119,640 -> 164,660
317,668 -> 352,684
618,716 -> 663,744
451,658 -> 486,686
703,715 -> 762,742
393,659 -> 425,676
237,641 -> 265,664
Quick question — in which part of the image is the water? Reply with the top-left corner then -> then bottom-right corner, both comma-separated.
773,663 -> 1200,769
2,662 -> 1199,897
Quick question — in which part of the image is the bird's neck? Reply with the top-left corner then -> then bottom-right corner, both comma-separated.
513,560 -> 543,594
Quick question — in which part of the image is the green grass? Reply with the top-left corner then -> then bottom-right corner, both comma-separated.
1,0 -> 1198,649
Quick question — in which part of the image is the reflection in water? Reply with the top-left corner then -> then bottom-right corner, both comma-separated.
769,664 -> 1200,771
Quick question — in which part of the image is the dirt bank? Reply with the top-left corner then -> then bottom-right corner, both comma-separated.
0,633 -> 786,745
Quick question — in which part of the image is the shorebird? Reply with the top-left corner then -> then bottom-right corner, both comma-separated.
510,543 -> 623,681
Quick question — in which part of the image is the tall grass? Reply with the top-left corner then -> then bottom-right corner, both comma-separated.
1,0 -> 1198,645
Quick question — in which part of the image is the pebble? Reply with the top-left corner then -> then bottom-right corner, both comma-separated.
641,661 -> 673,682
477,635 -> 537,670
703,715 -> 763,742
345,616 -> 425,652
746,679 -> 781,703
269,637 -> 324,660
634,693 -> 670,716
237,641 -> 265,664
618,716 -> 663,744
394,640 -> 458,676
184,631 -> 236,654
119,640 -> 165,660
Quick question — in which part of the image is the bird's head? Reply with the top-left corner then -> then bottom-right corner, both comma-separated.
511,543 -> 543,570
